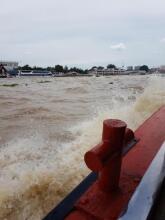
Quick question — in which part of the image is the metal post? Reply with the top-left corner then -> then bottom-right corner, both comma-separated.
84,119 -> 126,192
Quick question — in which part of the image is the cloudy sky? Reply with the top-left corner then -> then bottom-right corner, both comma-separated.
0,0 -> 165,68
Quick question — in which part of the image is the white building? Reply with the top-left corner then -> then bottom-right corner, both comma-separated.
134,66 -> 141,71
127,66 -> 133,71
0,61 -> 18,71
159,65 -> 165,73
95,68 -> 126,76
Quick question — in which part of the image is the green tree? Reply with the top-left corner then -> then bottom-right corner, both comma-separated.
69,67 -> 84,74
63,66 -> 68,73
21,65 -> 32,70
107,64 -> 116,69
55,65 -> 64,72
33,66 -> 44,71
91,66 -> 97,70
97,66 -> 104,70
139,65 -> 149,72
47,66 -> 54,72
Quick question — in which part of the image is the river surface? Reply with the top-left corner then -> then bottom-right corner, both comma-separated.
0,75 -> 164,219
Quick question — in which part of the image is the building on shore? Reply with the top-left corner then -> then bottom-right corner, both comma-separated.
150,66 -> 165,74
0,64 -> 7,77
88,66 -> 152,76
0,61 -> 18,71
150,67 -> 159,73
159,65 -> 165,73
88,68 -> 125,76
127,66 -> 133,71
134,66 -> 141,71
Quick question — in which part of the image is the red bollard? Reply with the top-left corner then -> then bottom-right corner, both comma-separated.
124,128 -> 135,145
84,119 -> 127,192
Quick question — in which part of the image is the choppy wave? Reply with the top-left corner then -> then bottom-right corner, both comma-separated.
65,86 -> 88,94
0,75 -> 164,219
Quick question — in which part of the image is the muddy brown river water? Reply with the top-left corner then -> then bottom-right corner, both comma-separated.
0,75 -> 164,219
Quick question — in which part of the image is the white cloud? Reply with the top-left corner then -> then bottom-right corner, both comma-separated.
110,43 -> 126,50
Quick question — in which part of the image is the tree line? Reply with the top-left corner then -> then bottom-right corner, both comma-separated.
19,65 -> 88,74
91,64 -> 149,72
18,64 -> 150,73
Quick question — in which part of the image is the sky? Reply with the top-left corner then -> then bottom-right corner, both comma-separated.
0,0 -> 165,68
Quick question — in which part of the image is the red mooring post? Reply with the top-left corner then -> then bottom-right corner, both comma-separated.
84,119 -> 127,192
64,107 -> 165,220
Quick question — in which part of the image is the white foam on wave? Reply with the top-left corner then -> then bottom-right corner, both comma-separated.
0,75 -> 164,220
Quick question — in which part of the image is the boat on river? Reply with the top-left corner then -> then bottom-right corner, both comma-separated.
19,70 -> 52,76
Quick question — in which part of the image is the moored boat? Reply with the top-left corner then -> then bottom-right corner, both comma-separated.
19,70 -> 52,76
